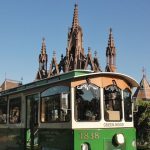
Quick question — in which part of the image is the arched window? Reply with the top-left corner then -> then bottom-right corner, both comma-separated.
104,85 -> 122,121
123,88 -> 132,121
75,83 -> 100,121
40,86 -> 70,123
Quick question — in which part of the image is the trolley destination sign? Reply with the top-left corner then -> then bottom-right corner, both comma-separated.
103,122 -> 125,127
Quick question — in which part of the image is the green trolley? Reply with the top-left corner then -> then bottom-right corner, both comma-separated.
0,70 -> 138,150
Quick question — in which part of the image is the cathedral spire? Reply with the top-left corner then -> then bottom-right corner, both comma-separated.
105,28 -> 117,72
72,4 -> 79,30
48,50 -> 59,77
108,28 -> 115,48
65,3 -> 85,71
41,37 -> 46,54
36,38 -> 48,80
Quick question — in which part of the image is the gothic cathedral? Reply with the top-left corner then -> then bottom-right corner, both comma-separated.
36,4 -> 117,80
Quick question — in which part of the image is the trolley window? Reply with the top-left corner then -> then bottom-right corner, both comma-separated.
124,88 -> 132,121
9,97 -> 21,124
0,97 -> 7,124
41,86 -> 70,123
104,85 -> 122,121
75,83 -> 100,121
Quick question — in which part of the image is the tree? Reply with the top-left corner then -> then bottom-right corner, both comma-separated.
134,100 -> 150,149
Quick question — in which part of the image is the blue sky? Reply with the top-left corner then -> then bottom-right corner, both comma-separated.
0,0 -> 150,84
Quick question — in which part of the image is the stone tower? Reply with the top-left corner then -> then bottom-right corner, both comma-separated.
65,4 -> 85,71
105,28 -> 117,72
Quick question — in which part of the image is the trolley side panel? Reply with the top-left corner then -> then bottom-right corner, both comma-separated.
74,128 -> 136,150
38,129 -> 73,150
0,128 -> 25,150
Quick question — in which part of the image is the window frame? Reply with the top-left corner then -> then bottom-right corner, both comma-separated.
123,88 -> 132,122
9,97 -> 21,124
40,85 -> 70,123
75,83 -> 101,122
103,84 -> 122,122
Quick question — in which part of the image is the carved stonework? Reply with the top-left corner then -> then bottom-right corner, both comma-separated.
61,4 -> 101,73
65,4 -> 85,71
36,4 -> 104,80
48,51 -> 59,77
105,28 -> 117,72
36,38 -> 48,80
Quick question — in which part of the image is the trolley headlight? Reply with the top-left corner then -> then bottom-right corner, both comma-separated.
112,133 -> 125,146
116,133 -> 125,145
81,143 -> 89,150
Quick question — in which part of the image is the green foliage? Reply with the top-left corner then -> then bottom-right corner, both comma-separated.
134,99 -> 150,148
137,100 -> 150,125
136,100 -> 150,107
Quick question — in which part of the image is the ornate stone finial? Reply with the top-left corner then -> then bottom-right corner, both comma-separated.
94,51 -> 97,57
42,37 -> 45,42
61,54 -> 63,60
110,28 -> 112,34
41,37 -> 46,54
75,3 -> 78,7
88,47 -> 91,53
36,37 -> 48,80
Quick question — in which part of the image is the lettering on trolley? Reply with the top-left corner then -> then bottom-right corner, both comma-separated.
79,132 -> 100,140
103,122 -> 124,127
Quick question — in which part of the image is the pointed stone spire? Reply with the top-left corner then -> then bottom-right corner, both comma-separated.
105,28 -> 117,72
133,68 -> 150,100
48,50 -> 59,77
108,28 -> 115,48
72,4 -> 79,30
93,50 -> 101,72
140,67 -> 149,89
41,37 -> 46,55
64,3 -> 85,72
36,38 -> 48,80
39,38 -> 48,65
94,51 -> 97,57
